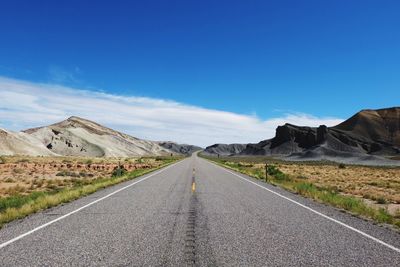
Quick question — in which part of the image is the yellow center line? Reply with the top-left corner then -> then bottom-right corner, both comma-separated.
191,182 -> 196,192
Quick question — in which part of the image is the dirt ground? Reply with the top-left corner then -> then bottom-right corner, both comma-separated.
0,156 -> 163,197
252,162 -> 400,215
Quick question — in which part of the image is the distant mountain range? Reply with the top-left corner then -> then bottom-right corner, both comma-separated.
2,107 -> 399,164
0,116 -> 200,157
157,141 -> 202,156
204,107 -> 400,165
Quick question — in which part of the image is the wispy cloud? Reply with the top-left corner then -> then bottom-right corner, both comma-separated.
47,65 -> 81,84
0,76 -> 343,147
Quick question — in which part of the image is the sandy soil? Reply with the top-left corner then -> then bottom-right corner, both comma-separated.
0,156 -> 163,197
254,162 -> 400,215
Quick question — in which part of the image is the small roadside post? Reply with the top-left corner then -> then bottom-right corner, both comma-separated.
265,162 -> 268,182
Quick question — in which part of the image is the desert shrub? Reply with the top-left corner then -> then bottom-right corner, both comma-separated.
17,159 -> 29,163
274,172 -> 291,181
112,166 -> 127,177
4,178 -> 15,183
376,196 -> 387,204
266,165 -> 291,181
56,171 -> 67,177
338,163 -> 346,169
56,171 -> 80,177
85,159 -> 93,164
237,163 -> 254,168
77,171 -> 94,178
297,175 -> 308,180
253,169 -> 264,179
13,168 -> 24,174
0,156 -> 6,164
266,165 -> 280,176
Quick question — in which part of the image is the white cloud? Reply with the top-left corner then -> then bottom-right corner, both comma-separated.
0,76 -> 343,147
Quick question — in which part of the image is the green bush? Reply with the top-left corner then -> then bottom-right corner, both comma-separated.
112,167 -> 127,177
267,165 -> 291,181
338,163 -> 346,169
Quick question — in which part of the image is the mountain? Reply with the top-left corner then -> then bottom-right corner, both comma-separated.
204,107 -> 400,165
21,116 -> 176,157
333,107 -> 400,150
157,141 -> 202,155
0,116 -> 195,157
0,128 -> 56,156
202,143 -> 247,156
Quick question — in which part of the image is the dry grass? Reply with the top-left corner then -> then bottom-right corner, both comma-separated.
262,163 -> 400,205
0,155 -> 169,197
0,155 -> 181,228
203,155 -> 400,228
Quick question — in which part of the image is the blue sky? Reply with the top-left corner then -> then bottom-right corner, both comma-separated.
0,1 -> 399,146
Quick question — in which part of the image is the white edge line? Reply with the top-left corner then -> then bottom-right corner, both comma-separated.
205,159 -> 400,254
0,160 -> 184,250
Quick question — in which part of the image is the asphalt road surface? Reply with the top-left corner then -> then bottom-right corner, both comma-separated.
1,153 -> 400,266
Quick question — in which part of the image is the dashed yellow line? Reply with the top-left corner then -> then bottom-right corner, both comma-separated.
191,182 -> 196,192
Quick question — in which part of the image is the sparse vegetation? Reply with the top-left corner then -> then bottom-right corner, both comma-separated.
376,196 -> 387,204
56,171 -> 80,177
0,156 -> 181,228
202,155 -> 400,229
338,163 -> 346,169
112,166 -> 127,177
13,168 -> 24,174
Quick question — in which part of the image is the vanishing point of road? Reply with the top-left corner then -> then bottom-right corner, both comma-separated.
0,153 -> 399,266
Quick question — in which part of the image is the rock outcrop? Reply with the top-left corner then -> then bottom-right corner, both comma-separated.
0,128 -> 57,156
203,143 -> 247,156
204,107 -> 400,164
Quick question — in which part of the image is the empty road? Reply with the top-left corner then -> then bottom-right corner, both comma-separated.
0,153 -> 399,266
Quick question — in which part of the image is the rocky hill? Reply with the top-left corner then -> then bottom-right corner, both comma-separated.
203,143 -> 247,156
0,128 -> 56,156
22,116 -> 175,157
204,107 -> 400,165
0,116 -> 190,157
158,141 -> 202,155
